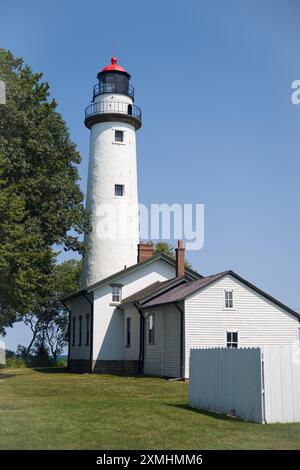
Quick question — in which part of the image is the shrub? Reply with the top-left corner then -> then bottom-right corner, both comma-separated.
56,359 -> 67,368
30,341 -> 55,367
5,355 -> 27,368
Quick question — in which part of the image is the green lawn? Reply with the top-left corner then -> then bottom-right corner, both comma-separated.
0,367 -> 299,450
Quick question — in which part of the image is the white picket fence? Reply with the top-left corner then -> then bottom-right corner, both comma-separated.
189,345 -> 300,423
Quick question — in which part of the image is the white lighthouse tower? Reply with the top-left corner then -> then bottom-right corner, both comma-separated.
81,57 -> 142,288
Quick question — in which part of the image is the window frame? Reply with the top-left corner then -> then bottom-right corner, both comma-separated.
111,285 -> 122,304
72,317 -> 76,347
85,313 -> 90,346
114,184 -> 125,197
126,317 -> 131,348
224,289 -> 234,310
226,330 -> 239,349
114,130 -> 124,143
148,313 -> 155,345
78,315 -> 82,346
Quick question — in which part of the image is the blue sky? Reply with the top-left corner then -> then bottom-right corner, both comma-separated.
1,0 -> 300,350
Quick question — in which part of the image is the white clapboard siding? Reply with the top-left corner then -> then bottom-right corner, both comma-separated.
184,274 -> 298,378
92,258 -> 175,361
163,306 -> 181,377
69,295 -> 92,360
143,310 -> 164,376
143,305 -> 181,377
124,306 -> 140,361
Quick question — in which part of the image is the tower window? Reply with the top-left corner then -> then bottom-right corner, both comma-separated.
115,184 -> 124,197
115,130 -> 124,142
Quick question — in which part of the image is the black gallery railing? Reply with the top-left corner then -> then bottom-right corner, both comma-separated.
85,101 -> 142,122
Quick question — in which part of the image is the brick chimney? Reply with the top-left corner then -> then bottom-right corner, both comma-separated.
175,240 -> 185,277
137,241 -> 153,263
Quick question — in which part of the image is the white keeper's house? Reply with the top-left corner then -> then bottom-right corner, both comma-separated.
63,57 -> 300,378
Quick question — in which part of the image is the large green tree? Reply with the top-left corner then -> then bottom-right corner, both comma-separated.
23,259 -> 81,359
0,50 -> 88,334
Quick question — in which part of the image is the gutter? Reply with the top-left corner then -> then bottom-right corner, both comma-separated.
61,300 -> 72,370
82,290 -> 94,373
134,301 -> 145,375
175,301 -> 184,380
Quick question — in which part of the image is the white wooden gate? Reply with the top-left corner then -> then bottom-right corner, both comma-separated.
263,346 -> 300,423
189,345 -> 300,423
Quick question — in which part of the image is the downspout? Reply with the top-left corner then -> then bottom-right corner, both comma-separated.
175,301 -> 184,380
134,302 -> 145,375
61,300 -> 72,370
82,290 -> 94,373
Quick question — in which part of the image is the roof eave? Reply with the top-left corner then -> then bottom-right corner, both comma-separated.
141,270 -> 300,321
85,252 -> 201,293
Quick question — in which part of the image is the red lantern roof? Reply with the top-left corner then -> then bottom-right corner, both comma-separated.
100,57 -> 126,73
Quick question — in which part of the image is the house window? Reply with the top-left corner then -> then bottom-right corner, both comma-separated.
85,313 -> 90,346
112,285 -> 122,303
72,317 -> 76,346
115,184 -> 124,197
148,313 -> 155,345
115,130 -> 124,142
224,290 -> 234,309
126,317 -> 131,347
78,315 -> 82,346
227,331 -> 238,349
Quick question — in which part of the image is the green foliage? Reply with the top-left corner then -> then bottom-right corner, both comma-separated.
30,339 -> 55,367
56,359 -> 67,368
5,356 -> 27,368
0,49 -> 89,333
153,242 -> 194,270
42,259 -> 82,361
153,242 -> 175,258
23,259 -> 81,359
5,344 -> 66,368
4,349 -> 27,368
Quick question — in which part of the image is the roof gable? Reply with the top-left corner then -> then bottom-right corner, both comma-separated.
142,270 -> 300,321
62,252 -> 201,302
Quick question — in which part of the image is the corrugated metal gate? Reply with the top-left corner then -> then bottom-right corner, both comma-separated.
189,345 -> 300,423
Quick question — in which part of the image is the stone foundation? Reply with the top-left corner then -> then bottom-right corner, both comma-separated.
68,359 -> 140,375
92,360 -> 140,375
68,358 -> 90,373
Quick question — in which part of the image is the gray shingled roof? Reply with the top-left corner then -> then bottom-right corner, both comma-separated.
142,270 -> 300,321
119,277 -> 187,308
142,272 -> 227,307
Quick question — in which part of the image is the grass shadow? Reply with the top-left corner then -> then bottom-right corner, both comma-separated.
0,372 -> 18,379
165,403 -> 247,423
31,367 -> 69,374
